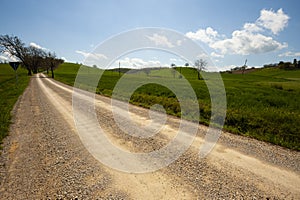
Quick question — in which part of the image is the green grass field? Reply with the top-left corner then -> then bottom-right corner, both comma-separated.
0,63 -> 30,147
54,63 -> 300,150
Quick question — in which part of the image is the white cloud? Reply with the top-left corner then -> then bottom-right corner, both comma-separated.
61,57 -> 68,62
0,55 -> 9,62
243,23 -> 262,33
0,52 -> 18,62
211,30 -> 287,55
147,34 -> 174,48
75,50 -> 108,60
210,52 -> 224,58
117,57 -> 161,68
29,42 -> 47,50
257,8 -> 289,35
185,27 -> 220,44
196,53 -> 209,59
169,58 -> 184,65
279,51 -> 300,57
186,8 -> 289,56
176,40 -> 182,46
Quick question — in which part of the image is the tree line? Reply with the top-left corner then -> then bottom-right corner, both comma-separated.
0,35 -> 63,78
263,59 -> 300,70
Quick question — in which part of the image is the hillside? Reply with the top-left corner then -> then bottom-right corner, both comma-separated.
54,63 -> 300,150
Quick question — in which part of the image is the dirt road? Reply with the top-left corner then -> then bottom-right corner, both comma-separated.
0,74 -> 299,199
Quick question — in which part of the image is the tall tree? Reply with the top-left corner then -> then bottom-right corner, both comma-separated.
0,34 -> 63,76
25,46 -> 47,74
194,59 -> 207,80
0,35 -> 32,75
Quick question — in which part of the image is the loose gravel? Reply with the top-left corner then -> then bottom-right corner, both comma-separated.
0,75 -> 299,199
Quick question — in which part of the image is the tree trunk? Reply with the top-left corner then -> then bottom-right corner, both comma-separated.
51,66 -> 54,78
197,71 -> 200,80
27,68 -> 32,76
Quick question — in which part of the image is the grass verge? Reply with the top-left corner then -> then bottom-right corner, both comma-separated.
0,63 -> 30,148
54,63 -> 300,150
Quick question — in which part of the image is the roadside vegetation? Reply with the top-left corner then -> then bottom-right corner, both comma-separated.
0,34 -> 63,147
55,62 -> 300,150
0,63 -> 30,148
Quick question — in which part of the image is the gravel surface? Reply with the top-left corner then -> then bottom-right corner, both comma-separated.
0,74 -> 299,199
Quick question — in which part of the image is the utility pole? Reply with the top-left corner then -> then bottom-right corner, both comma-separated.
242,59 -> 247,75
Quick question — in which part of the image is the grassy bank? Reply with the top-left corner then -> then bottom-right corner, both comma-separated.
0,63 -> 30,147
54,63 -> 300,150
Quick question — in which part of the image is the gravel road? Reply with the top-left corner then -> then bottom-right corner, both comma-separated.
0,74 -> 299,199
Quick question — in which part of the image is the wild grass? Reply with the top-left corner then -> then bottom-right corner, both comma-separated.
0,64 -> 30,147
54,63 -> 300,150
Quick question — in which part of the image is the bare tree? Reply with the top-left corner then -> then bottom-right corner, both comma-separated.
0,35 -> 32,75
25,46 -> 47,74
44,52 -> 64,78
1,34 -> 63,77
194,59 -> 207,80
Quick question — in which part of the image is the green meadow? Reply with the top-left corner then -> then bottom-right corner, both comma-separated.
0,63 -> 30,147
55,63 -> 300,150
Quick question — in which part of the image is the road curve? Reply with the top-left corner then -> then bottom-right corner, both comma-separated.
0,74 -> 299,199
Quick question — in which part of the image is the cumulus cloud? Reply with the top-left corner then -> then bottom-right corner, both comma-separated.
196,53 -> 210,59
210,52 -> 224,58
117,57 -> 161,68
243,23 -> 263,33
147,34 -> 174,48
211,30 -> 287,55
279,51 -> 300,57
61,57 -> 68,62
257,8 -> 289,35
76,50 -> 108,60
186,8 -> 289,56
185,27 -> 220,44
29,42 -> 48,50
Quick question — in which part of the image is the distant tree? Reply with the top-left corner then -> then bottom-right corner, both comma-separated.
279,62 -> 292,69
194,59 -> 207,80
44,52 -> 64,78
25,46 -> 47,74
144,68 -> 151,76
293,59 -> 297,67
170,63 -> 176,78
264,63 -> 277,68
278,61 -> 284,66
185,63 -> 189,67
93,64 -> 97,68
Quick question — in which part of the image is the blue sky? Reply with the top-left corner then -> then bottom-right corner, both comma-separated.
0,0 -> 299,71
